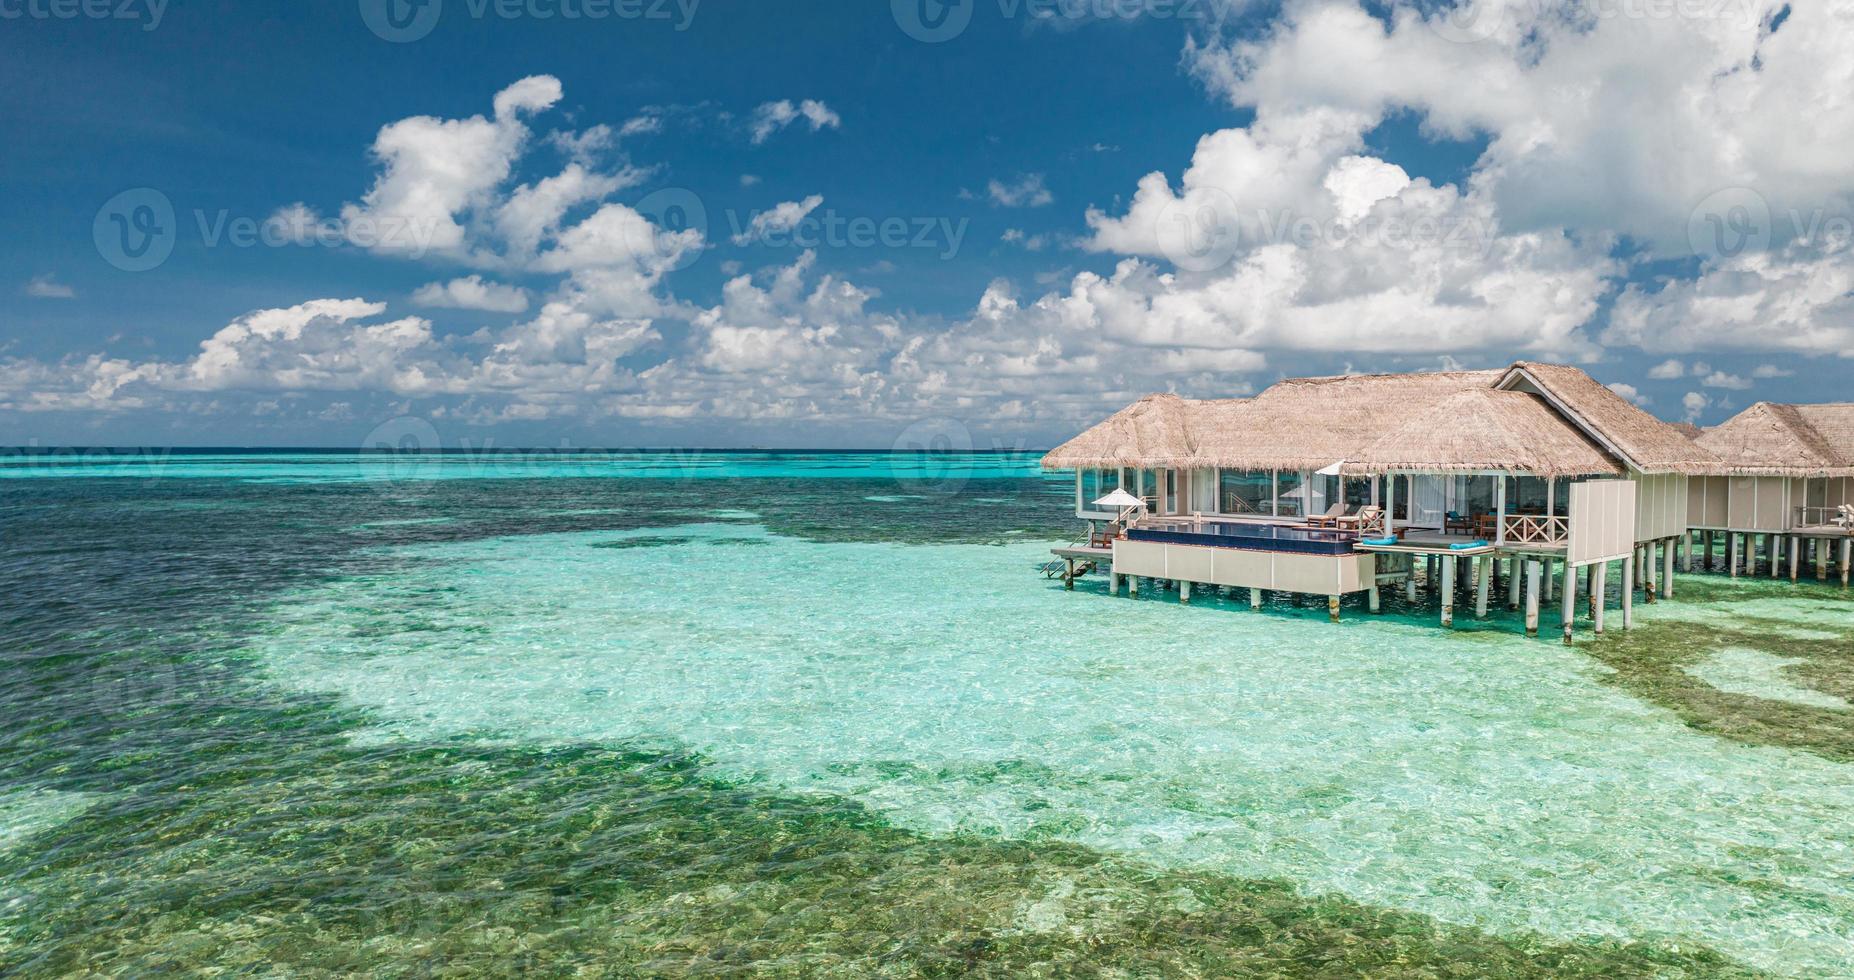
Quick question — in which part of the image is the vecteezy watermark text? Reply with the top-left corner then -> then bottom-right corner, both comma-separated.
93,188 -> 449,272
725,208 -> 969,260
359,0 -> 698,43
891,0 -> 1220,42
0,0 -> 166,31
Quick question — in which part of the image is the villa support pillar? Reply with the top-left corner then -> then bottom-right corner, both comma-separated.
1440,558 -> 1456,628
1129,576 -> 1139,597
1642,542 -> 1657,603
1769,536 -> 1781,578
1524,560 -> 1541,637
1474,556 -> 1492,618
1682,532 -> 1693,573
1703,531 -> 1714,570
1592,562 -> 1608,635
1790,540 -> 1800,581
1179,581 -> 1191,604
1662,540 -> 1674,600
1561,561 -> 1577,645
1368,585 -> 1381,613
1404,557 -> 1418,603
1729,533 -> 1740,579
1817,538 -> 1829,579
1544,558 -> 1556,602
1842,540 -> 1851,588
1620,553 -> 1634,630
1507,557 -> 1521,610
1329,596 -> 1341,623
1250,587 -> 1261,609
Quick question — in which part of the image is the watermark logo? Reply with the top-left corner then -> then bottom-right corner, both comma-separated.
1155,187 -> 1241,273
627,187 -> 708,272
1427,0 -> 1503,43
362,415 -> 444,486
93,188 -> 177,273
1687,187 -> 1770,259
892,417 -> 976,497
360,0 -> 443,42
892,0 -> 974,41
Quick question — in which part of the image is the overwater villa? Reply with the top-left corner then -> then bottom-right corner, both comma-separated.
1042,362 -> 1723,642
1688,402 -> 1854,585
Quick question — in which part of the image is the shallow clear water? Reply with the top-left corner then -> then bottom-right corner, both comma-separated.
4,454 -> 1852,975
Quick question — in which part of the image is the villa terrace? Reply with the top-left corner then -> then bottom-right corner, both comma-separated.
1043,362 -> 1720,641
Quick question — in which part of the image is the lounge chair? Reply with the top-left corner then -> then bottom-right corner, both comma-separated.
1837,504 -> 1854,530
1304,503 -> 1349,528
1334,505 -> 1383,534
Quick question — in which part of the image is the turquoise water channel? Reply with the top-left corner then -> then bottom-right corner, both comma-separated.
3,452 -> 1851,975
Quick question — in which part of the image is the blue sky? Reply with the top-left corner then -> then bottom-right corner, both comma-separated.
1,0 -> 1847,448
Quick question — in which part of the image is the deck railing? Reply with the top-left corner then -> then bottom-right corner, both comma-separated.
1503,513 -> 1569,545
1795,505 -> 1854,528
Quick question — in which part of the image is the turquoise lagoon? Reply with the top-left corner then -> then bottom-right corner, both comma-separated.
3,452 -> 1852,975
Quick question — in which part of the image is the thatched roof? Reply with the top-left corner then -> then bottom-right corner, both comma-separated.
1694,402 -> 1854,477
1340,389 -> 1624,478
1039,393 -> 1221,470
1188,370 -> 1502,471
1499,362 -> 1720,474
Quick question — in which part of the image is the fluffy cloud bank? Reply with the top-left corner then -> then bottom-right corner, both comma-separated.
7,2 -> 1851,434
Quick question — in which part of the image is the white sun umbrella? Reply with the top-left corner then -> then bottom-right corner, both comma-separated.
1093,488 -> 1146,525
1315,460 -> 1345,477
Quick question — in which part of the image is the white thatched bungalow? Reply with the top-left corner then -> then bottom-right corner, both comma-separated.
1689,402 -> 1854,583
1042,361 -> 1719,640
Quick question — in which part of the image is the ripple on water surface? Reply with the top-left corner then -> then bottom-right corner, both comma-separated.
253,524 -> 1854,975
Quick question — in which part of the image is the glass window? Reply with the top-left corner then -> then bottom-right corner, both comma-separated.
1464,476 -> 1497,516
1275,470 -> 1305,518
1313,475 -> 1341,517
1139,470 -> 1162,511
1218,469 -> 1272,515
1189,469 -> 1217,513
1164,470 -> 1179,514
1343,476 -> 1373,508
1506,475 -> 1549,514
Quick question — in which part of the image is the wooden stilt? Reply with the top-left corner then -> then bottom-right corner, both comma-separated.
1561,561 -> 1577,645
1544,558 -> 1556,602
1249,587 -> 1261,609
1474,556 -> 1491,618
1404,558 -> 1419,602
1180,580 -> 1191,603
1329,596 -> 1341,623
1729,533 -> 1740,579
1368,585 -> 1381,613
1817,537 -> 1829,579
1507,557 -> 1521,610
1770,535 -> 1783,579
1525,560 -> 1541,637
1789,538 -> 1800,582
1129,576 -> 1140,597
1661,539 -> 1674,600
1704,530 -> 1715,570
1841,539 -> 1851,588
1620,553 -> 1634,630
1592,562 -> 1608,635
1642,542 -> 1656,603
1440,558 -> 1456,628
1682,531 -> 1693,572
